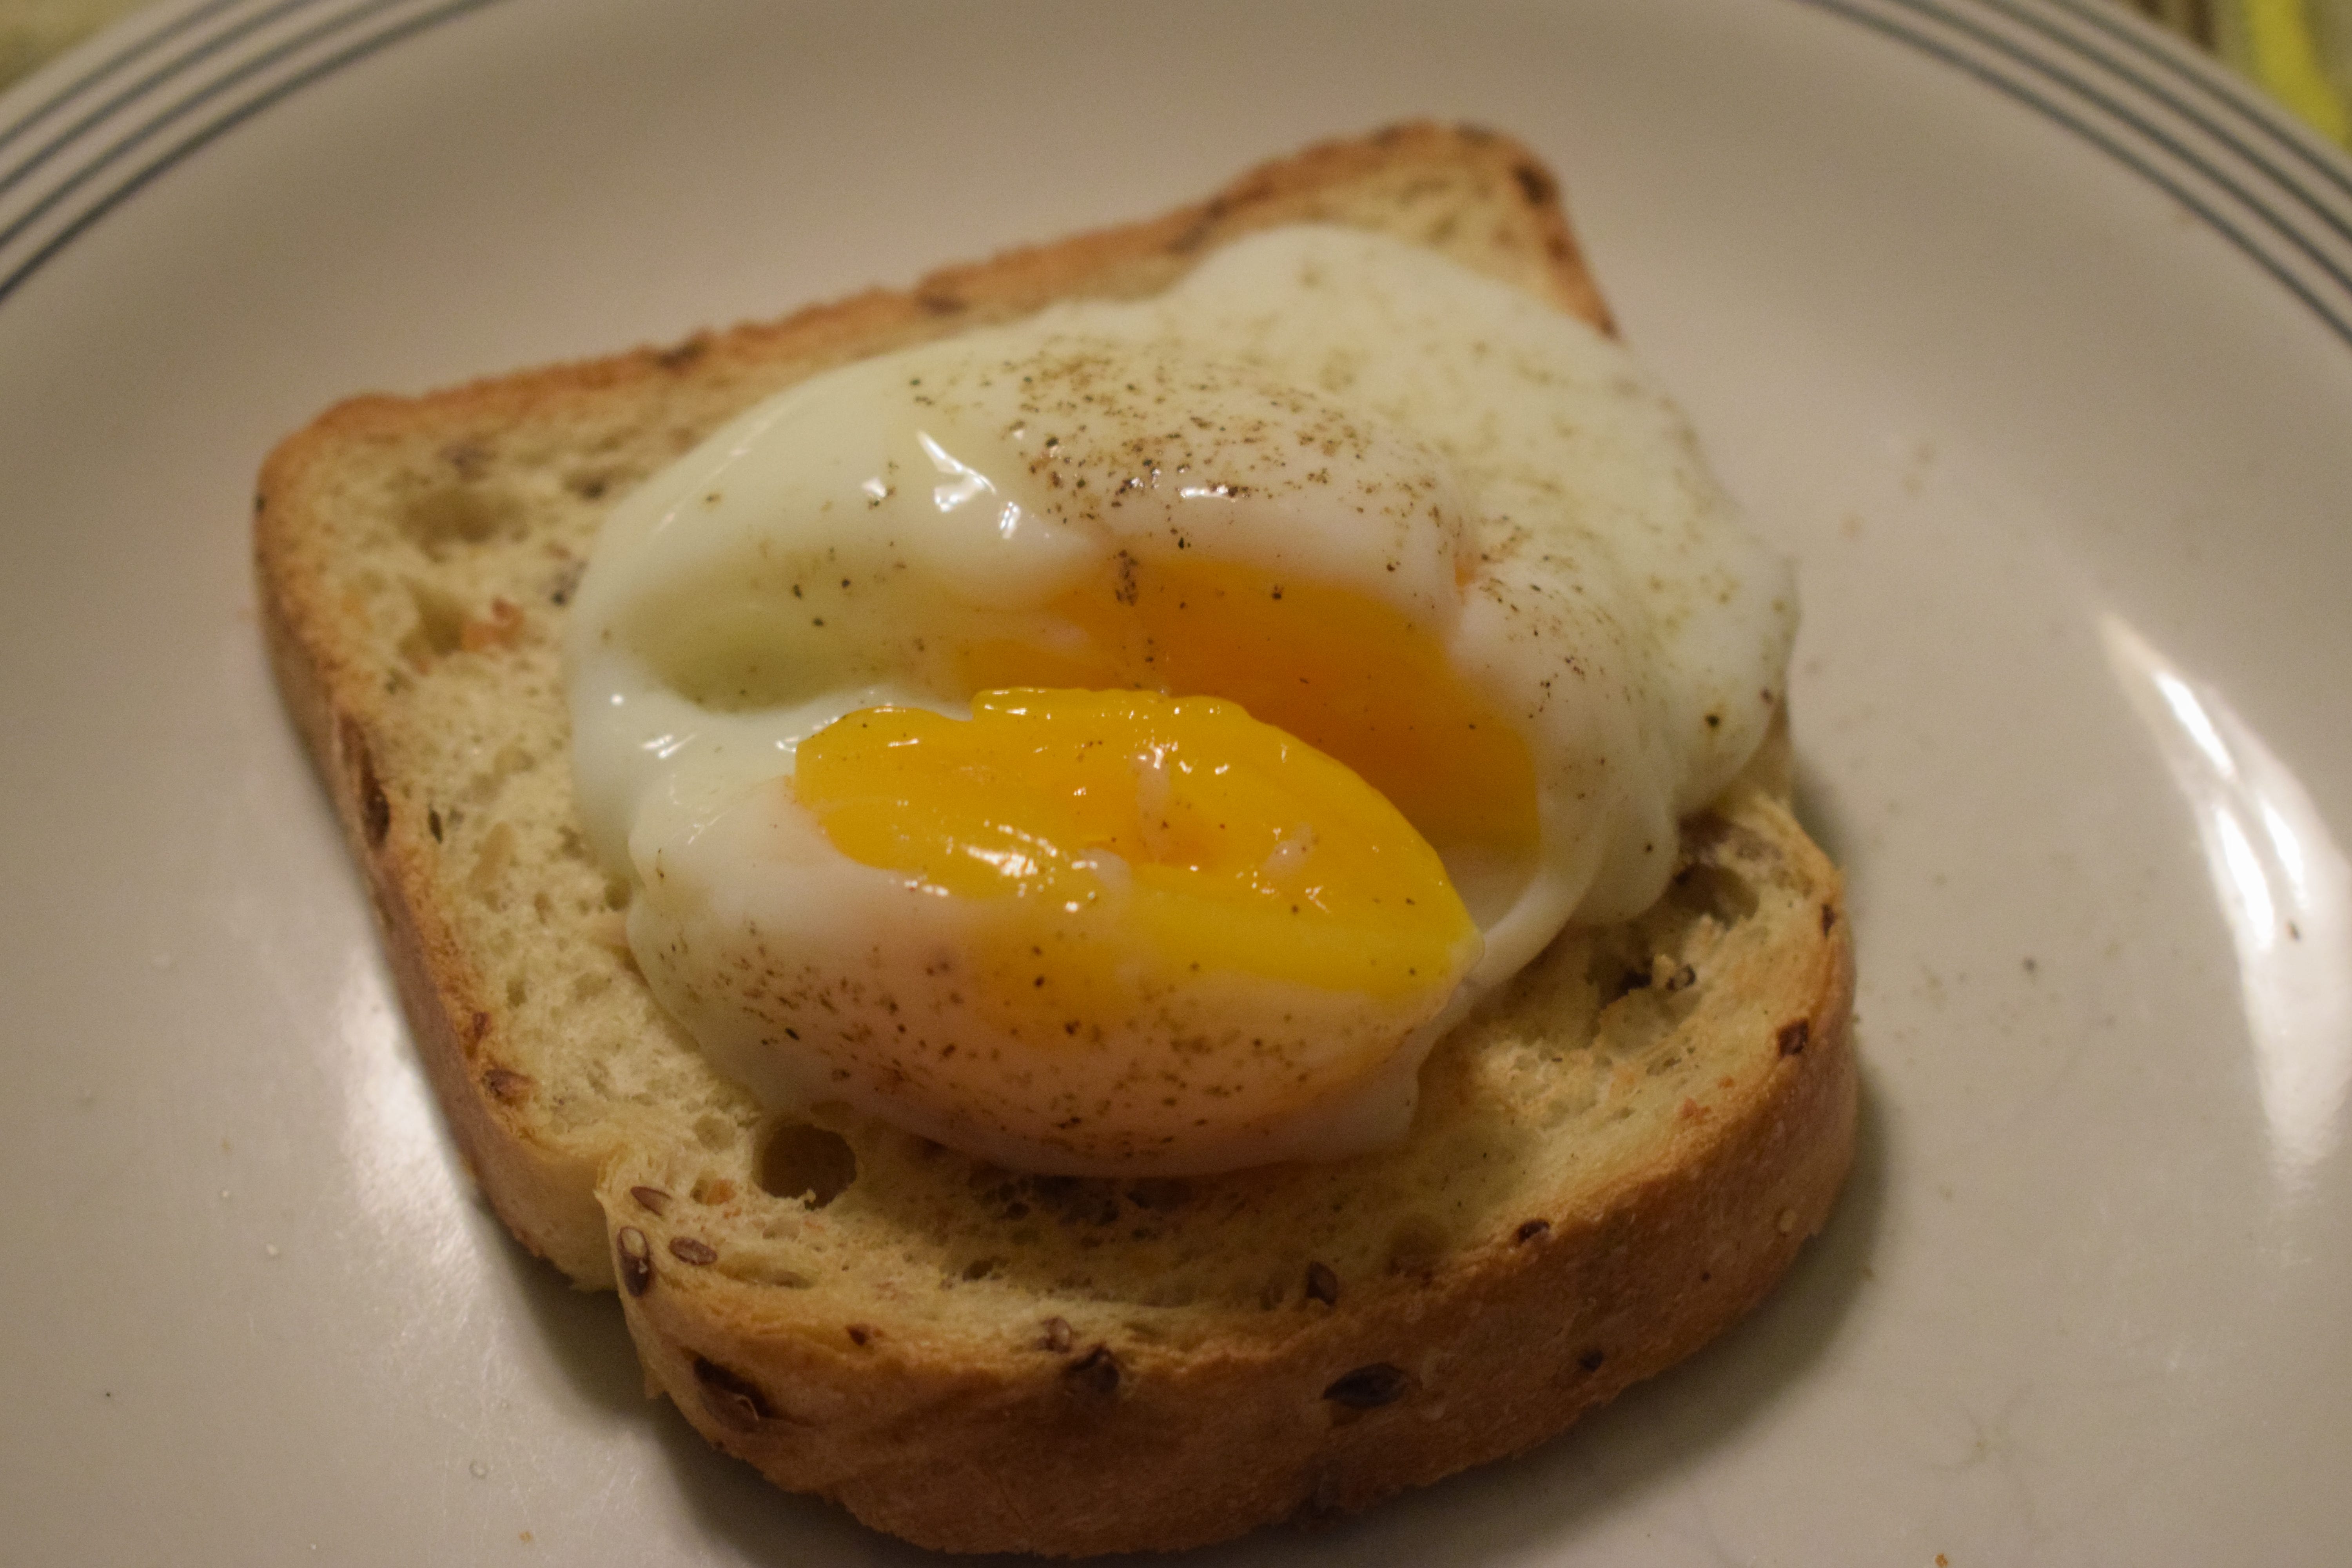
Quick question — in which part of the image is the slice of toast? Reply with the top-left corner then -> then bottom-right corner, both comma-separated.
256,123 -> 1855,1555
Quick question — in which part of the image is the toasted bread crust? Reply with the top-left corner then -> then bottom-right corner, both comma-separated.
256,122 -> 1853,1555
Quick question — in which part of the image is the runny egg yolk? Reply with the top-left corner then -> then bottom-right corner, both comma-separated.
793,689 -> 1480,1009
953,559 -> 1541,880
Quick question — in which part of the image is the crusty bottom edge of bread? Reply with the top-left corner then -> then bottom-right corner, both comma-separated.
626,781 -> 1855,1556
255,122 -> 1856,1556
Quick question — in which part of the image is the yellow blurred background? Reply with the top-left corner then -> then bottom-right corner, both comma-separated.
2,0 -> 143,93
2125,0 -> 2352,142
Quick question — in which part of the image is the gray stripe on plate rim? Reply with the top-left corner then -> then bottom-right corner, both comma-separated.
1792,0 -> 2352,348
0,0 -> 251,162
0,0 -> 497,310
1888,0 -> 2352,284
2,0 -> 443,247
2036,0 -> 2352,209
4,0 -> 356,206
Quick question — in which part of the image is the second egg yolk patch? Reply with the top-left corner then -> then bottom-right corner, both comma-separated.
956,557 -> 1542,874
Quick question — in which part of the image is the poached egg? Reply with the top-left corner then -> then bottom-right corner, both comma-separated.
565,226 -> 1793,1175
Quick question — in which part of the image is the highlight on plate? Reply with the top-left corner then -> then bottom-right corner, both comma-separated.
564,225 -> 1795,1176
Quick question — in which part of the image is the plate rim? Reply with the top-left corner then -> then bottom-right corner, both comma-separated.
7,0 -> 2352,339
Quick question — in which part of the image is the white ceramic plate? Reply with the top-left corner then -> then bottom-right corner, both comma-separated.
4,1 -> 2348,1562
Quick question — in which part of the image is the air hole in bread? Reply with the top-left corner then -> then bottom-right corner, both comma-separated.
399,577 -> 468,664
400,477 -> 524,558
1596,983 -> 1685,1062
691,1176 -> 736,1205
759,1122 -> 858,1207
1667,861 -> 1759,927
463,745 -> 536,809
468,822 -> 516,900
1586,944 -> 1652,1006
582,912 -> 630,957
